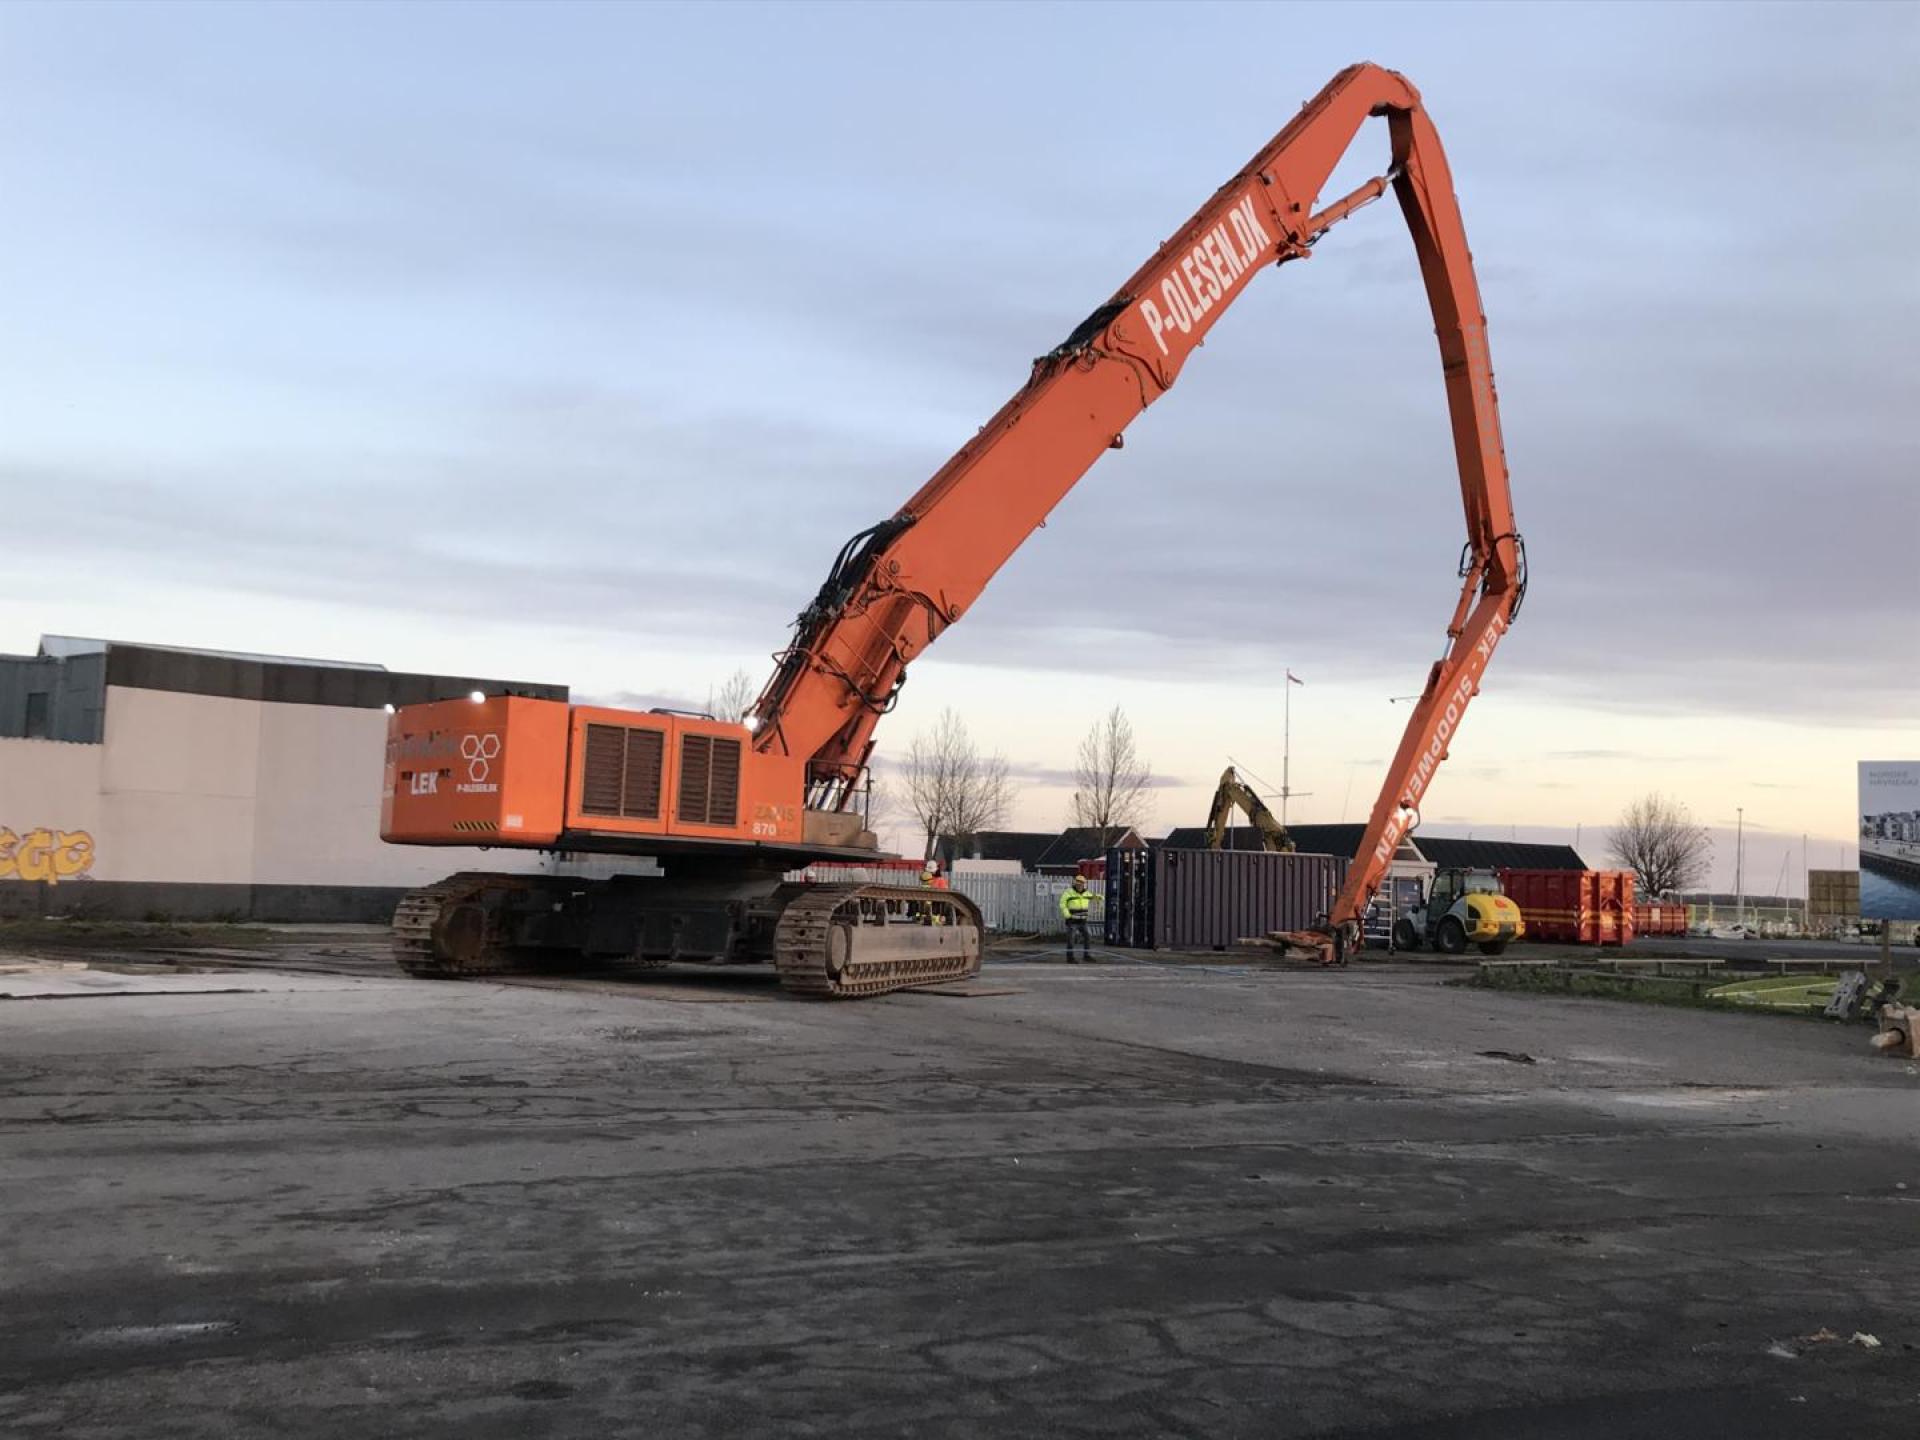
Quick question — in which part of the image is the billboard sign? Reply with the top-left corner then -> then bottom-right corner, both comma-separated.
1858,761 -> 1920,921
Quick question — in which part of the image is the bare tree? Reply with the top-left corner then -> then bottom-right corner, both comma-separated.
860,772 -> 899,840
1607,794 -> 1712,899
1070,706 -> 1153,848
706,668 -> 758,722
901,709 -> 1013,861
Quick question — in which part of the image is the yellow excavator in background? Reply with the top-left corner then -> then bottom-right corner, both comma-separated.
1205,767 -> 1523,956
1204,767 -> 1296,854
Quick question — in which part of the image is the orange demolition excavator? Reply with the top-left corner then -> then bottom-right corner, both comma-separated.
381,62 -> 1525,995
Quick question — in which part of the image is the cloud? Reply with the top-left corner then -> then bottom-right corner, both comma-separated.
998,761 -> 1188,791
1545,750 -> 1712,764
1002,763 -> 1078,789
574,688 -> 701,714
2,1 -> 1913,736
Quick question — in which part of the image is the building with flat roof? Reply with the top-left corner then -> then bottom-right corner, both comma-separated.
0,636 -> 565,922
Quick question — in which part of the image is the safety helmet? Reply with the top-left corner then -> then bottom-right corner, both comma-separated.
1072,875 -> 1088,890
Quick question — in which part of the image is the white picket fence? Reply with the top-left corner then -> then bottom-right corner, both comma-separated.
949,872 -> 1105,936
783,862 -> 1104,935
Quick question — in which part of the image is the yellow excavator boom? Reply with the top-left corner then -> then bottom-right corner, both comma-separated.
1203,767 -> 1296,853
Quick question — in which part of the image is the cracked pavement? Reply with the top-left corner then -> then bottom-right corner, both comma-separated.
1,958 -> 1915,1436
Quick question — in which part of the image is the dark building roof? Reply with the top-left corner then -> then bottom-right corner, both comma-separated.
1283,824 -> 1372,858
1156,823 -> 1588,872
939,826 -> 1146,870
937,831 -> 1058,869
1159,825 -> 1228,850
1158,823 -> 1371,857
98,642 -> 566,711
1415,837 -> 1589,872
0,635 -> 568,744
1037,826 -> 1144,868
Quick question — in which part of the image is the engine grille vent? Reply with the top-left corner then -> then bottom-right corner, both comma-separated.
581,723 -> 665,820
622,728 -> 664,817
581,725 -> 624,815
677,733 -> 742,827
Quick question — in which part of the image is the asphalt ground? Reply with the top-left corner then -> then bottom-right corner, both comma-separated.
1,940 -> 1915,1438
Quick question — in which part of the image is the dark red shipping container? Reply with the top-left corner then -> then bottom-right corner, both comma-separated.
1499,868 -> 1635,946
1149,848 -> 1348,951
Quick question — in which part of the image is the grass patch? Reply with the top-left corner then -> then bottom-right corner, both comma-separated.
1463,963 -> 1840,1014
0,918 -> 277,953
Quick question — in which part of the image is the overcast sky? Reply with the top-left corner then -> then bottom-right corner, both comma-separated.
2,1 -> 1914,889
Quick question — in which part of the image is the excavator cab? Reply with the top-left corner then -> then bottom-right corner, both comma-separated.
1394,867 -> 1524,956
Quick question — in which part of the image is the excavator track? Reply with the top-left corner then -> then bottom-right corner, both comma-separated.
395,873 -> 980,998
391,871 -> 541,978
772,884 -> 982,999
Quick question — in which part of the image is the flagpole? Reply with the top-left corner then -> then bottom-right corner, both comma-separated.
1281,670 -> 1304,829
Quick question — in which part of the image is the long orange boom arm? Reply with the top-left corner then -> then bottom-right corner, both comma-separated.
750,62 -> 1526,939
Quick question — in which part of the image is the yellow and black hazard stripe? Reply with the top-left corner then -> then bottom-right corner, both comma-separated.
450,819 -> 498,834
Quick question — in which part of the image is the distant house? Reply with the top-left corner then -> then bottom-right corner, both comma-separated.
936,831 -> 1055,871
939,826 -> 1146,874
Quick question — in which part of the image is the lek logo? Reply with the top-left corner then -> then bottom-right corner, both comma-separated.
461,733 -> 502,783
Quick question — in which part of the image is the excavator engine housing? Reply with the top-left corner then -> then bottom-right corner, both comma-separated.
383,696 -> 845,855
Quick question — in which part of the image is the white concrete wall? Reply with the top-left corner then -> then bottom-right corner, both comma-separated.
246,692 -> 532,887
99,687 -> 259,882
0,739 -> 105,885
4,685 -> 546,890
252,697 -> 373,884
0,739 -> 105,827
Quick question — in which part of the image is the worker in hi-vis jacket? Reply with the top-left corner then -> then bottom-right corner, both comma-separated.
1060,876 -> 1095,963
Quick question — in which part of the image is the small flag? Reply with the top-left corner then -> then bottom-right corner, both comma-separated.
1286,670 -> 1305,686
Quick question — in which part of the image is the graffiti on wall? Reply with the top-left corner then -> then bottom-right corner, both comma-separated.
0,827 -> 96,884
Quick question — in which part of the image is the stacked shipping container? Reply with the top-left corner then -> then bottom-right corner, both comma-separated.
1105,847 -> 1347,950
